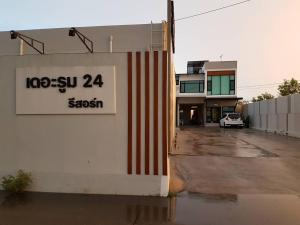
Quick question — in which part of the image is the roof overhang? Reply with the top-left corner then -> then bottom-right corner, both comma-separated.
205,97 -> 243,101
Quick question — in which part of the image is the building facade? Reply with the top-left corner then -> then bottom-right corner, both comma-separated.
176,60 -> 241,126
0,9 -> 176,197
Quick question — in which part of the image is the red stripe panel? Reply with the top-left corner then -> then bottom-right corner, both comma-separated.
207,70 -> 235,76
127,52 -> 132,174
153,51 -> 159,175
145,52 -> 150,175
162,51 -> 168,176
136,52 -> 141,175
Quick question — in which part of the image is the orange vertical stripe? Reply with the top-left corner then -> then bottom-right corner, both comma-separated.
153,51 -> 159,175
162,51 -> 168,176
145,51 -> 150,175
207,70 -> 235,76
136,52 -> 141,175
127,52 -> 132,174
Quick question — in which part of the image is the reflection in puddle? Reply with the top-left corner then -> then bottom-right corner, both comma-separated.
126,204 -> 171,223
187,192 -> 238,202
0,191 -> 175,225
1,192 -> 300,225
1,193 -> 32,207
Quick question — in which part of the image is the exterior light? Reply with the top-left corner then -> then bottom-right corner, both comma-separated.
10,30 -> 18,39
67,27 -> 94,53
68,28 -> 76,37
9,30 -> 45,54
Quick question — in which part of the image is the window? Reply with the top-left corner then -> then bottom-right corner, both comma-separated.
180,80 -> 204,93
187,66 -> 202,74
206,107 -> 221,123
187,66 -> 194,74
176,75 -> 179,85
212,76 -> 221,95
207,76 -> 212,95
222,106 -> 235,115
221,76 -> 230,95
207,75 -> 235,95
230,75 -> 235,95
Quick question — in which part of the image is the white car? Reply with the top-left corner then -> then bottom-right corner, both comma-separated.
220,113 -> 244,128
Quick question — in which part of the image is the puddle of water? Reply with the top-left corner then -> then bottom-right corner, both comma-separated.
174,194 -> 300,225
1,191 -> 300,225
0,191 -> 171,225
179,191 -> 238,202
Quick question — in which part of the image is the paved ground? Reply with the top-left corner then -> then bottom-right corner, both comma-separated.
1,191 -> 300,225
1,127 -> 300,225
170,127 -> 300,194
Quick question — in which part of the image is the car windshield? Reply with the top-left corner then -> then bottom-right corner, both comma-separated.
228,113 -> 240,119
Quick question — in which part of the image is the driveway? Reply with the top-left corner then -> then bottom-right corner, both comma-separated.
170,127 -> 300,195
1,128 -> 300,225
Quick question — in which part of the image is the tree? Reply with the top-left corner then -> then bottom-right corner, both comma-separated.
252,92 -> 274,102
278,78 -> 300,96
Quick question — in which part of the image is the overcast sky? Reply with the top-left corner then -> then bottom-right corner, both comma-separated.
0,0 -> 299,100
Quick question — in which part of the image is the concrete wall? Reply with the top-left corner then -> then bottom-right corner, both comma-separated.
0,52 -> 169,196
204,61 -> 237,70
288,94 -> 300,138
204,61 -> 238,98
176,74 -> 206,98
245,94 -> 300,138
0,23 -> 165,55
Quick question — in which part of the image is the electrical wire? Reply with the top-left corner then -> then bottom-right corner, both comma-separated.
237,80 -> 300,90
175,0 -> 251,22
237,83 -> 281,89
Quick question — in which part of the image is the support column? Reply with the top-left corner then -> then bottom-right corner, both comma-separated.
204,102 -> 207,126
177,103 -> 180,127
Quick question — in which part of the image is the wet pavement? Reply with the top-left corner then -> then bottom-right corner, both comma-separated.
170,127 -> 300,194
1,127 -> 300,224
1,191 -> 300,225
174,127 -> 280,158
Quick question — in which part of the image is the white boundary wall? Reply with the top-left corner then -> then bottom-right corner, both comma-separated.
0,52 -> 169,196
244,94 -> 300,138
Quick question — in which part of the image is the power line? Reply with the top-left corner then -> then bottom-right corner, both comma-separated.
175,0 -> 251,22
237,83 -> 281,89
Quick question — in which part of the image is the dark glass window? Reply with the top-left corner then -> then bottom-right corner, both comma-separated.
207,81 -> 212,91
187,66 -> 202,74
180,80 -> 204,93
230,80 -> 235,90
207,75 -> 235,95
222,106 -> 235,115
176,75 -> 179,85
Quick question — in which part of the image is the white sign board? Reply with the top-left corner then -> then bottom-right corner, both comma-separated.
16,66 -> 116,114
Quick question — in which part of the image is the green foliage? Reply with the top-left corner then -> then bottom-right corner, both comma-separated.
278,78 -> 300,96
1,170 -> 32,193
252,92 -> 274,102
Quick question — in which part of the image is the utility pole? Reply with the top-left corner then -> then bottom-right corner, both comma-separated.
167,0 -> 173,153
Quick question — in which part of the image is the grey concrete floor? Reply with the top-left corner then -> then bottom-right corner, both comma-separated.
1,127 -> 300,225
170,127 -> 300,195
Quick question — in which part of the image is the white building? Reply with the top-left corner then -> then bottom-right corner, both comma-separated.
176,60 -> 242,126
0,0 -> 176,196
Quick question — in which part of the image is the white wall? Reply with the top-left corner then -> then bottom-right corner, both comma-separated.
204,61 -> 238,98
245,94 -> 300,138
176,74 -> 206,98
0,52 -> 169,196
288,94 -> 300,138
267,99 -> 277,132
0,23 -> 164,55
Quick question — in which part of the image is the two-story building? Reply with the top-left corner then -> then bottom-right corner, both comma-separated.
176,60 -> 242,126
